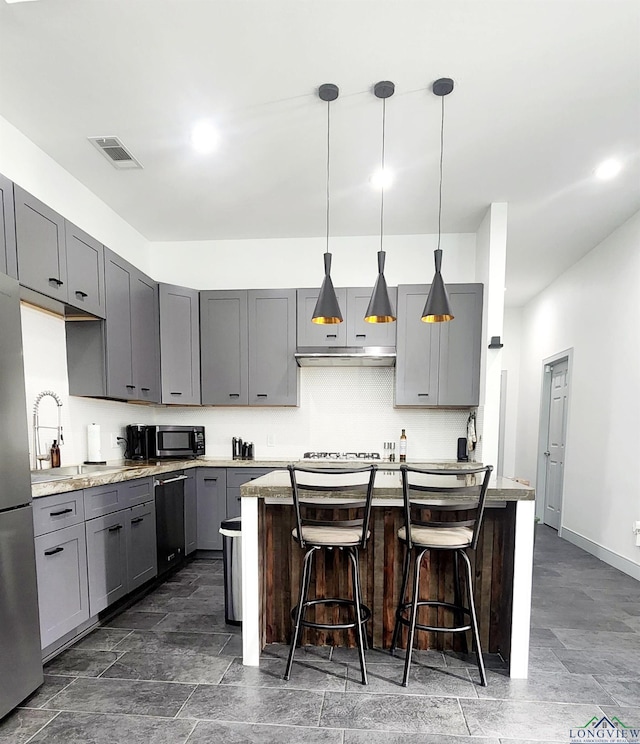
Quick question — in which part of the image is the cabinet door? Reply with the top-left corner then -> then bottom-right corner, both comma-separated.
127,501 -> 157,591
200,290 -> 248,405
33,490 -> 85,537
65,221 -> 105,318
35,523 -> 90,649
159,283 -> 201,404
195,468 -> 227,550
248,289 -> 297,406
346,286 -> 397,347
184,471 -> 197,555
395,285 -> 440,406
84,482 -> 129,520
0,173 -> 17,278
437,284 -> 483,406
131,269 -> 160,403
14,186 -> 68,302
104,248 -> 135,399
296,287 -> 347,347
86,510 -> 128,615
226,468 -> 273,520
124,477 -> 153,509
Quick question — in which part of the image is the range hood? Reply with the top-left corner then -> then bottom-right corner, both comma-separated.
295,346 -> 396,367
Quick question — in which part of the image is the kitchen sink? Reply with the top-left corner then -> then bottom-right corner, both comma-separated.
30,463 -> 120,483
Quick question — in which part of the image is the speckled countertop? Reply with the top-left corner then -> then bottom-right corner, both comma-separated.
30,457 -> 487,498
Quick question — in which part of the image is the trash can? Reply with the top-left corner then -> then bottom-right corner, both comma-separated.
219,517 -> 242,625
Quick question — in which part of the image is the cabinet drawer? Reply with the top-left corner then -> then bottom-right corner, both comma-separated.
226,468 -> 273,489
83,483 -> 128,519
33,491 -> 84,536
124,477 -> 153,508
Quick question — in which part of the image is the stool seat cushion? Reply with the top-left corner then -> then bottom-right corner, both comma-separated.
397,525 -> 473,548
292,526 -> 369,546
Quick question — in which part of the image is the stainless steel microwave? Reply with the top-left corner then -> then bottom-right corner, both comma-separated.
146,425 -> 205,459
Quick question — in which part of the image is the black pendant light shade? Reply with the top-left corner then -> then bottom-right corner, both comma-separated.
421,249 -> 454,322
365,250 -> 395,322
312,251 -> 343,324
312,83 -> 343,325
422,77 -> 455,324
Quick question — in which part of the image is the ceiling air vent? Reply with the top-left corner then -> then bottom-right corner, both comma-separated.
88,136 -> 143,169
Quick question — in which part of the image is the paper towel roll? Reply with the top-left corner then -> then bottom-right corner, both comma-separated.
87,423 -> 102,463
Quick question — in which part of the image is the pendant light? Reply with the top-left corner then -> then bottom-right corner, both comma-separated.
422,77 -> 455,323
365,81 -> 396,324
312,83 -> 343,325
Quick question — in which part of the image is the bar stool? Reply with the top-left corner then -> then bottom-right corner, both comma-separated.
284,463 -> 377,685
390,464 -> 493,686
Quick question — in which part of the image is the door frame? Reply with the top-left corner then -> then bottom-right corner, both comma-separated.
536,348 -> 573,534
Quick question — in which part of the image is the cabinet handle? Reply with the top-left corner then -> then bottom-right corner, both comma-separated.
170,391 -> 182,396
141,388 -> 150,392
356,334 -> 366,338
50,508 -> 73,516
75,290 -> 88,299
126,384 -> 136,390
417,393 -> 429,397
48,277 -> 64,286
108,524 -> 123,532
44,546 -> 64,556
131,517 -> 144,524
229,393 -> 240,398
256,394 -> 268,398
326,333 -> 337,338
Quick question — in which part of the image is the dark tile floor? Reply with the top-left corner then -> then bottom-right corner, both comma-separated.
3,525 -> 640,743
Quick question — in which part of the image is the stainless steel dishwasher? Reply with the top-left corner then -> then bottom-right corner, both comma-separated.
154,472 -> 187,576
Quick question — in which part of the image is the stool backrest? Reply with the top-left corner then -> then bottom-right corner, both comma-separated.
287,464 -> 377,549
400,464 -> 493,550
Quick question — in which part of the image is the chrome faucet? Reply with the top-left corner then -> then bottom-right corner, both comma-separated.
33,390 -> 63,469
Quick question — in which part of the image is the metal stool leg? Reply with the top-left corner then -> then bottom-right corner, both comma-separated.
348,547 -> 368,685
402,548 -> 427,687
284,547 -> 316,681
391,542 -> 411,654
453,551 -> 469,654
460,549 -> 487,686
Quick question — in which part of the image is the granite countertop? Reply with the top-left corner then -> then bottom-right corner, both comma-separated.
30,457 -> 486,498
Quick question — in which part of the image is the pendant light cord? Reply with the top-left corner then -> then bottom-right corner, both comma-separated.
326,99 -> 331,254
380,97 -> 386,252
437,94 -> 444,251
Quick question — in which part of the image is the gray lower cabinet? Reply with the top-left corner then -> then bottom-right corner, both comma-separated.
184,470 -> 197,555
65,221 -> 105,318
226,468 -> 273,519
201,289 -> 297,406
14,185 -> 68,302
85,510 -> 129,615
127,501 -> 157,591
159,283 -> 200,404
0,173 -> 17,279
395,283 -> 483,406
196,468 -> 227,550
34,522 -> 90,650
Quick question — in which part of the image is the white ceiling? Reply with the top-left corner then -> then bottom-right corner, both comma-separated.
1,0 -> 639,307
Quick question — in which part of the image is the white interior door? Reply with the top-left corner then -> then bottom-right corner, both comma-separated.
543,359 -> 569,529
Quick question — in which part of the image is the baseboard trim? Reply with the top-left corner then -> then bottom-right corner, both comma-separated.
561,527 -> 640,581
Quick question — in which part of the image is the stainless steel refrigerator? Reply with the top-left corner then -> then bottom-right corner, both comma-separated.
0,272 -> 43,718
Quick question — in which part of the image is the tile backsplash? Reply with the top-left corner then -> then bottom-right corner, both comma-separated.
21,304 -> 479,466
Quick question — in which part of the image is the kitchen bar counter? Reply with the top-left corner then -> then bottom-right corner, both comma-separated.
240,469 -> 535,679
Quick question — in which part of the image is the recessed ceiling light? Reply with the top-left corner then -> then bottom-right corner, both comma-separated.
370,168 -> 394,190
190,121 -> 219,154
594,158 -> 622,180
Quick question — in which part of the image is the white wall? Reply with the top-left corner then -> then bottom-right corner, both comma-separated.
501,307 -> 522,480
515,209 -> 640,573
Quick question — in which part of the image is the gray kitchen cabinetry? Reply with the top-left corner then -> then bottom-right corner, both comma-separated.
184,470 -> 197,556
65,221 -> 105,318
14,185 -> 68,302
296,287 -> 397,348
226,468 -> 273,520
127,500 -> 157,591
196,468 -> 227,550
85,509 -> 129,615
0,173 -> 17,279
159,283 -> 201,404
33,491 -> 90,650
395,283 -> 483,407
201,289 -> 297,406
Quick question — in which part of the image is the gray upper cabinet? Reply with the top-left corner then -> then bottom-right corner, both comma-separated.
0,173 -> 17,279
131,270 -> 160,402
248,289 -> 297,406
296,287 -> 347,347
104,248 -> 135,399
14,185 -> 68,302
395,283 -> 483,407
346,286 -> 397,347
65,221 -> 105,318
159,283 -> 201,404
201,290 -> 248,405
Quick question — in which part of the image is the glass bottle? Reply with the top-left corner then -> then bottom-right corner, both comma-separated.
399,429 -> 407,462
50,440 -> 61,468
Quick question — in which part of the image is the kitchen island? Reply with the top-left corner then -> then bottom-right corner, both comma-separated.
240,468 -> 535,679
